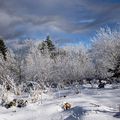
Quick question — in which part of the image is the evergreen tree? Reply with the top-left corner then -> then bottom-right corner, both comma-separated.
108,56 -> 120,80
45,35 -> 55,52
38,35 -> 56,56
0,38 -> 7,60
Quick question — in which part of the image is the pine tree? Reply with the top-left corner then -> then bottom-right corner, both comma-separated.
0,38 -> 7,60
45,35 -> 55,52
108,56 -> 120,79
38,35 -> 56,56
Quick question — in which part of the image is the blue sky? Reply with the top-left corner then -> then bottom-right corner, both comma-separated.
0,0 -> 120,46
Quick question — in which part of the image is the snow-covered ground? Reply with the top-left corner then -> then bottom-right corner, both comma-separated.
0,84 -> 120,120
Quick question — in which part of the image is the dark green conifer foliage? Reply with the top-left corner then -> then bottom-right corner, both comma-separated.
45,35 -> 55,52
0,38 -> 7,60
38,35 -> 56,56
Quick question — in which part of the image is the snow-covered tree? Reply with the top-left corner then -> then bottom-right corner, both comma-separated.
91,27 -> 120,82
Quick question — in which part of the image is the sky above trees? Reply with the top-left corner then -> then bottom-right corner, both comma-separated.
0,0 -> 120,46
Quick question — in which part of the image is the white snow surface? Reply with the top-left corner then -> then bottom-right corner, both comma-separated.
0,84 -> 120,120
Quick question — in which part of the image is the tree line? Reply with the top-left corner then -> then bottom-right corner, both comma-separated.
0,27 -> 120,92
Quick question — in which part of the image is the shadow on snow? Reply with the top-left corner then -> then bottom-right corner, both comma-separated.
64,106 -> 86,120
